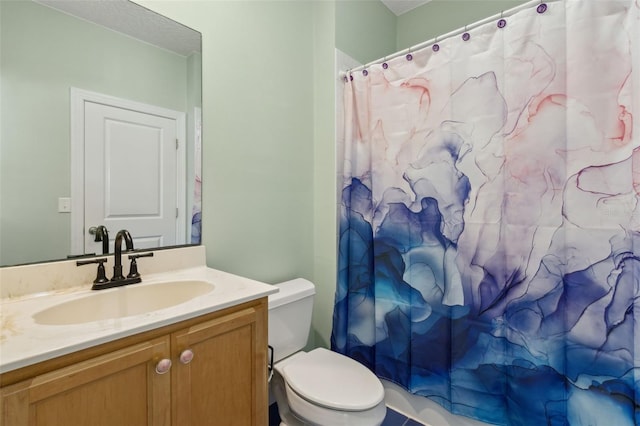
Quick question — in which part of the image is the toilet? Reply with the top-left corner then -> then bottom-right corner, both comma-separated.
268,279 -> 387,426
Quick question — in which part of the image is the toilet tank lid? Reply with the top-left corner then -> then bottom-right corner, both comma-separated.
268,278 -> 315,309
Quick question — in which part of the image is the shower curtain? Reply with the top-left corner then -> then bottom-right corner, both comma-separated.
331,1 -> 640,425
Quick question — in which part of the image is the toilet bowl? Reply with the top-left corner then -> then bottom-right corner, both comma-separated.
268,279 -> 386,426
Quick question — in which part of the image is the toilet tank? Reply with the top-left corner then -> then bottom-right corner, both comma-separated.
268,278 -> 315,363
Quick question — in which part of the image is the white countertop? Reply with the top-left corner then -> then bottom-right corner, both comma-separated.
0,247 -> 277,374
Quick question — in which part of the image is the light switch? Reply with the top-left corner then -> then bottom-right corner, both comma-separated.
58,197 -> 71,213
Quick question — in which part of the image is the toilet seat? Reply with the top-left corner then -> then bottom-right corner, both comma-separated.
282,379 -> 387,426
277,348 -> 384,411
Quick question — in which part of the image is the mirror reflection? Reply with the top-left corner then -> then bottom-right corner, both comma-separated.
0,0 -> 202,267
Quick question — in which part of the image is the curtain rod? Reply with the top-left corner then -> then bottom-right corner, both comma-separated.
344,0 -> 561,75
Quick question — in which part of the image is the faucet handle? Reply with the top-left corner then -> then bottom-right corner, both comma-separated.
127,252 -> 154,279
76,257 -> 109,284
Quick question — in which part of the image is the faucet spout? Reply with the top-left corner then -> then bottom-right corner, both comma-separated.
94,225 -> 109,255
112,229 -> 134,281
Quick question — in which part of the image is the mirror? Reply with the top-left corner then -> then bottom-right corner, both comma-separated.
0,0 -> 202,267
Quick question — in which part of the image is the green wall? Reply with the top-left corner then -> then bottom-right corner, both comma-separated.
335,0 -> 396,65
140,0 -> 336,347
0,0 -> 191,266
312,0 -> 337,348
397,0 -> 529,50
138,0 -> 317,281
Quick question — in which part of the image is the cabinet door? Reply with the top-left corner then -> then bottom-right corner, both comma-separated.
1,337 -> 171,426
172,304 -> 268,425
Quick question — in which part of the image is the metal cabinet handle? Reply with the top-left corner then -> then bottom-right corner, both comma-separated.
155,358 -> 172,374
179,349 -> 194,365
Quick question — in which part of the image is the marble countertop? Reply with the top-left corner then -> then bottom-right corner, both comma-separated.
0,265 -> 277,374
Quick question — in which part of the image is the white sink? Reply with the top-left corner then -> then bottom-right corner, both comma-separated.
33,280 -> 215,325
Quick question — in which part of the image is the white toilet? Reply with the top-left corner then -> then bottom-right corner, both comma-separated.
268,279 -> 387,426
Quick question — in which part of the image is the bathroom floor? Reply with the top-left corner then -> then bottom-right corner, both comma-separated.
269,403 -> 425,426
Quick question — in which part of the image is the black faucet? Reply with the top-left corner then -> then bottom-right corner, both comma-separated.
93,225 -> 109,255
112,229 -> 134,281
77,229 -> 154,290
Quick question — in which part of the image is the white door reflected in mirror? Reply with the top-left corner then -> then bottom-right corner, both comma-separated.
70,89 -> 187,256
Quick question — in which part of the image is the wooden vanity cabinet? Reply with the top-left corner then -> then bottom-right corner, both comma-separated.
1,337 -> 172,426
0,298 -> 268,426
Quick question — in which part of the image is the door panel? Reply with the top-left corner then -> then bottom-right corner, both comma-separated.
1,338 -> 171,426
84,101 -> 177,253
172,307 -> 264,425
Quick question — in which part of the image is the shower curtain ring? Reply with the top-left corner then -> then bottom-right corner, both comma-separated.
498,11 -> 507,28
462,25 -> 471,41
537,1 -> 548,13
433,36 -> 440,52
382,57 -> 389,69
406,50 -> 413,61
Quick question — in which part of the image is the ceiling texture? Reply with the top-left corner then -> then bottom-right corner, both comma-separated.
34,0 -> 201,56
380,0 -> 432,16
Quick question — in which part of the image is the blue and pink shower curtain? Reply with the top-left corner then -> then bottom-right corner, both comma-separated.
331,1 -> 640,424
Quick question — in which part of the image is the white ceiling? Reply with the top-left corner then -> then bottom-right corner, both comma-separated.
380,0 -> 432,16
34,0 -> 201,56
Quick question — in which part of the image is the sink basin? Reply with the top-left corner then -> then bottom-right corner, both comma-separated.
33,280 -> 214,325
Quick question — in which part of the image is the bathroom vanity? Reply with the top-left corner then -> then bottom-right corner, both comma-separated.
0,246 -> 276,425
